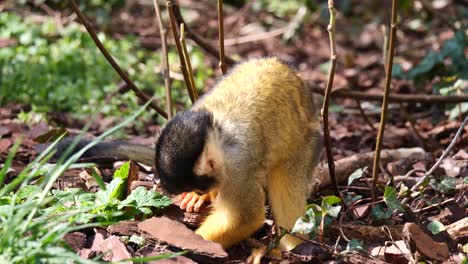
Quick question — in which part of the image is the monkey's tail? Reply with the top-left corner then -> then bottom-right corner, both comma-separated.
39,137 -> 155,166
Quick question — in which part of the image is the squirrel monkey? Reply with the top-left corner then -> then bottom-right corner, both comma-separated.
52,58 -> 321,251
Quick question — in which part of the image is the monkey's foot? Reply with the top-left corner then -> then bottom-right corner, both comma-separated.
176,191 -> 217,213
246,246 -> 281,264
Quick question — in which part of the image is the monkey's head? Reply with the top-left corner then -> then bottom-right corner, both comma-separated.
155,110 -> 217,195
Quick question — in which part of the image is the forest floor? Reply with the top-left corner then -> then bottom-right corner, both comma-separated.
1,1 -> 467,263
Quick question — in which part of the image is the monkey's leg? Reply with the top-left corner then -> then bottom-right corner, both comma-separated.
195,182 -> 265,249
177,191 -> 218,212
267,163 -> 311,251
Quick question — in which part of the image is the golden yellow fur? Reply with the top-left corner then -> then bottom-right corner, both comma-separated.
192,57 -> 321,250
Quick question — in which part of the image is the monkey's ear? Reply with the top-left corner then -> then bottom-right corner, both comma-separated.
193,141 -> 222,177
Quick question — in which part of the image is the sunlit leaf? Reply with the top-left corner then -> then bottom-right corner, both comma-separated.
383,186 -> 405,212
427,221 -> 446,235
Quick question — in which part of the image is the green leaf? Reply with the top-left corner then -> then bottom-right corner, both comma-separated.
326,205 -> 342,218
322,196 -> 341,206
89,168 -> 106,190
449,102 -> 468,120
344,193 -> 362,206
292,208 -> 317,235
427,220 -> 446,235
391,63 -> 406,79
114,162 -> 130,180
408,51 -> 443,79
345,239 -> 365,253
432,177 -> 457,194
442,31 -> 466,61
100,177 -> 125,203
383,186 -> 405,212
120,187 -> 172,215
16,185 -> 41,200
348,166 -> 367,185
322,196 -> 342,218
95,162 -> 130,203
370,204 -> 393,221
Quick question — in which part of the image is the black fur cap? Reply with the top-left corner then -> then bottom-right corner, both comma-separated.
155,110 -> 216,194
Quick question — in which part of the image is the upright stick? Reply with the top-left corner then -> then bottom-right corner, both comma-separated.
152,0 -> 173,119
371,0 -> 398,199
321,0 -> 343,203
217,0 -> 227,74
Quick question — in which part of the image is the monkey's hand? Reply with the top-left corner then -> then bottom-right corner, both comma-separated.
176,191 -> 217,213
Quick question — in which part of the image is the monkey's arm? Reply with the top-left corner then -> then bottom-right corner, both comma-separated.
195,177 -> 265,249
45,137 -> 155,166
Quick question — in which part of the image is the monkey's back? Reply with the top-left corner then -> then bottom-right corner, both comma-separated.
195,57 -> 320,168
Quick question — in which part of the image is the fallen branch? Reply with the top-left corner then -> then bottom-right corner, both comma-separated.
328,223 -> 403,242
68,0 -> 168,119
312,148 -> 426,192
446,217 -> 468,242
224,27 -> 289,46
309,86 -> 468,104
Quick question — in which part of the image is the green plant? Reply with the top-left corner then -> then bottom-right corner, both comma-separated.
0,101 -> 172,263
0,11 -> 210,125
49,162 -> 172,223
427,220 -> 446,235
392,31 -> 468,118
369,186 -> 406,222
0,138 -> 101,263
292,196 -> 342,238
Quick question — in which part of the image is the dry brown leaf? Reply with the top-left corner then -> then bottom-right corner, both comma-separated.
0,138 -> 12,154
107,220 -> 140,237
63,232 -> 87,253
446,217 -> 468,242
138,216 -> 227,260
0,126 -> 11,137
127,161 -> 139,197
81,233 -> 133,263
403,223 -> 449,261
384,240 -> 411,264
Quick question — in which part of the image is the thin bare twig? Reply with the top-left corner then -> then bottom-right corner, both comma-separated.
371,0 -> 398,199
217,0 -> 227,74
171,1 -> 236,66
393,169 -> 426,183
413,198 -> 456,213
356,99 -> 376,131
152,0 -> 173,119
321,1 -> 345,206
402,115 -> 468,204
166,0 -> 197,103
224,27 -> 289,46
309,86 -> 468,104
180,23 -> 198,100
68,0 -> 168,119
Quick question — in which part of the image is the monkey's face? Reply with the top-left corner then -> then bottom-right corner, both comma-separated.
155,111 -> 217,195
